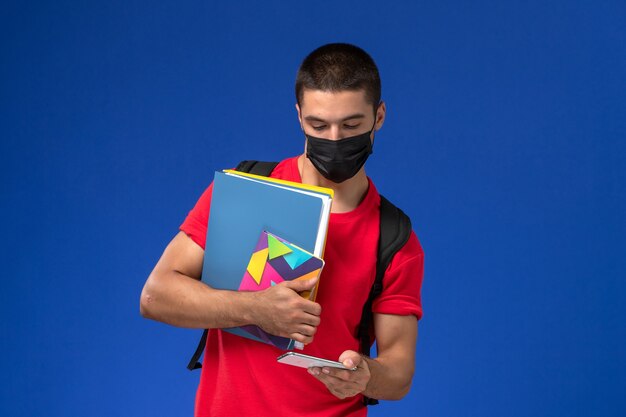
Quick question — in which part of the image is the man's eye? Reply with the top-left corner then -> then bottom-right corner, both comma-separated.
344,124 -> 359,130
312,125 -> 326,131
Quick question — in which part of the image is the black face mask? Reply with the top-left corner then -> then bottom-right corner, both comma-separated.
305,127 -> 374,183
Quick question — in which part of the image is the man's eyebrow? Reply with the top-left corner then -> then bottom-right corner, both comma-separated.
303,113 -> 366,123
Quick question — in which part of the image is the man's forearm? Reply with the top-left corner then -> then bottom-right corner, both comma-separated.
362,356 -> 414,400
140,269 -> 257,329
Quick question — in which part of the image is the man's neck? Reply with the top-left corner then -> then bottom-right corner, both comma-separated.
297,154 -> 369,214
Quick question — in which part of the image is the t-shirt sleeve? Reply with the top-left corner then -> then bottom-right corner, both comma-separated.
179,182 -> 214,250
371,231 -> 424,320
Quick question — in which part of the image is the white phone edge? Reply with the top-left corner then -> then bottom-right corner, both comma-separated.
276,352 -> 356,371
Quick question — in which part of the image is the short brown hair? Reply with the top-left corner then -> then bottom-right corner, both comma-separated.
295,43 -> 381,109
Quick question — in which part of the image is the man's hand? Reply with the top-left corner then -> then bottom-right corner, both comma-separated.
253,277 -> 322,345
307,315 -> 418,401
307,350 -> 371,399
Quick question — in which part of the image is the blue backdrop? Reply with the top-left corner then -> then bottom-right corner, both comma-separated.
2,1 -> 624,416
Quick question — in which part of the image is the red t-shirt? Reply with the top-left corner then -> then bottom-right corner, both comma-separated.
180,156 -> 424,417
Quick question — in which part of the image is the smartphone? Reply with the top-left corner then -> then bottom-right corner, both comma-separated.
277,352 -> 357,371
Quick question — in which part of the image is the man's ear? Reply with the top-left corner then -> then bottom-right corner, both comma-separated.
295,103 -> 303,128
375,101 -> 386,131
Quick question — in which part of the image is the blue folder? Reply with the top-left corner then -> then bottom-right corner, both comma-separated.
201,171 -> 332,346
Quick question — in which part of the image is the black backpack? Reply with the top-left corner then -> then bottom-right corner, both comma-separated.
187,160 -> 412,406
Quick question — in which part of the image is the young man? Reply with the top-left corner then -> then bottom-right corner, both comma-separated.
141,43 -> 424,416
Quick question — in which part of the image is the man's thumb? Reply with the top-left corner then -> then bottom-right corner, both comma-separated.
284,276 -> 319,292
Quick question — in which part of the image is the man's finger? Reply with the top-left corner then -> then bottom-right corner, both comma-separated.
290,332 -> 314,344
338,350 -> 362,369
283,276 -> 319,292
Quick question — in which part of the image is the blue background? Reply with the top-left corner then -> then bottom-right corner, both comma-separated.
1,1 -> 624,416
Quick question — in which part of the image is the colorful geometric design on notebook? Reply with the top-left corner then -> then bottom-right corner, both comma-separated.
267,255 -> 322,281
283,248 -> 312,269
239,232 -> 321,292
239,263 -> 285,292
237,231 -> 324,349
246,248 -> 269,285
267,234 -> 292,259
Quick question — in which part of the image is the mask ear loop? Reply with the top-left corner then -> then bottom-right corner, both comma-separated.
299,111 -> 310,157
370,101 -> 381,143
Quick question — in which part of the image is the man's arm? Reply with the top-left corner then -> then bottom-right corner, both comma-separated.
309,313 -> 417,400
140,231 -> 322,344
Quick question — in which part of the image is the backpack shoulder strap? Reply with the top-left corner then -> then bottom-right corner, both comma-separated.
187,329 -> 208,370
187,160 -> 278,371
377,195 -> 412,281
235,160 -> 279,176
358,194 -> 412,405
